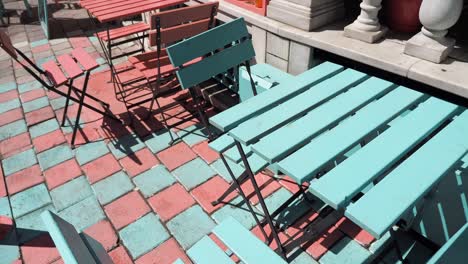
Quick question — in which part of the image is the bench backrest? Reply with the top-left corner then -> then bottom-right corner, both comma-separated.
148,2 -> 218,47
166,17 -> 256,90
428,223 -> 468,264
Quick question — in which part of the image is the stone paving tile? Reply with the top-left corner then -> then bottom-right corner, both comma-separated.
0,90 -> 18,104
32,129 -> 67,153
92,171 -> 134,205
75,140 -> 109,165
58,196 -> 105,231
133,165 -> 175,198
119,213 -> 170,260
50,176 -> 93,211
109,246 -> 133,264
335,217 -> 375,248
2,148 -> 37,176
83,220 -> 118,251
43,159 -> 82,190
119,148 -> 160,177
156,142 -> 197,171
37,144 -> 74,171
10,184 -> 51,218
144,129 -> 179,154
176,124 -> 210,147
0,108 -> 24,127
0,197 -> 12,217
82,153 -> 121,184
212,196 -> 262,230
0,81 -> 17,93
135,237 -> 191,264
20,234 -> 61,264
108,133 -> 145,159
29,118 -> 60,139
148,183 -> 195,222
5,165 -> 44,195
0,132 -> 32,158
303,224 -> 345,260
25,106 -> 55,126
319,237 -> 372,264
18,81 -> 42,94
190,175 -> 237,214
104,191 -> 150,230
20,88 -> 46,103
0,119 -> 27,141
166,205 -> 216,250
16,205 -> 55,243
210,158 -> 244,183
172,158 -> 216,190
192,141 -> 219,164
0,98 -> 21,114
22,97 -> 49,113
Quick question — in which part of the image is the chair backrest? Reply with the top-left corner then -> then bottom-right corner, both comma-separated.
0,29 -> 18,59
148,2 -> 219,47
166,17 -> 256,90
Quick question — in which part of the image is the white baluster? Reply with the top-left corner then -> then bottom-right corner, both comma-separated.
344,0 -> 387,43
404,0 -> 463,63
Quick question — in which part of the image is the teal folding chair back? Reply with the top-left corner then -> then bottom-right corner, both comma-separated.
166,17 -> 257,139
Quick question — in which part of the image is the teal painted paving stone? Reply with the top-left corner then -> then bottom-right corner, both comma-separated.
18,81 -> 43,94
2,148 -> 37,176
167,205 -> 216,250
0,82 -> 17,93
108,133 -> 145,159
320,237 -> 372,264
144,129 -> 179,154
289,248 -> 319,264
172,158 -> 216,190
31,39 -> 48,48
92,171 -> 134,205
0,119 -> 27,141
133,165 -> 175,197
0,197 -> 12,217
50,176 -> 93,211
37,144 -> 74,171
0,244 -> 20,264
75,141 -> 109,165
15,205 -> 56,243
210,158 -> 244,183
58,196 -> 105,231
119,213 -> 170,259
50,97 -> 73,110
22,97 -> 49,113
177,124 -> 210,147
29,118 -> 59,139
0,98 -> 20,114
10,184 -> 51,218
61,117 -> 84,134
212,196 -> 262,230
257,188 -> 312,229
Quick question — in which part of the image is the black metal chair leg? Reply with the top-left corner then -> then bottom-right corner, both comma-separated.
188,86 -> 216,141
212,170 -> 249,206
61,79 -> 73,127
71,72 -> 91,147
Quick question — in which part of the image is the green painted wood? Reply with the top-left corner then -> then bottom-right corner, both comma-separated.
187,236 -> 235,264
41,210 -> 98,264
428,223 -> 468,264
252,77 -> 396,163
240,152 -> 268,174
175,39 -> 255,89
209,134 -> 235,153
224,144 -> 252,163
209,62 -> 344,132
345,110 -> 468,238
167,18 -> 249,67
309,97 -> 460,209
213,217 -> 287,264
277,86 -> 425,184
229,69 -> 369,145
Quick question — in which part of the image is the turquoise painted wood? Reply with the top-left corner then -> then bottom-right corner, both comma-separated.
41,210 -> 112,264
277,86 -> 424,184
209,62 -> 344,131
427,223 -> 468,264
187,236 -> 235,264
229,69 -> 369,145
251,77 -> 395,163
175,39 -> 255,89
345,110 -> 468,238
309,97 -> 460,209
224,144 -> 252,163
167,18 -> 250,67
209,134 -> 235,153
213,217 -> 287,264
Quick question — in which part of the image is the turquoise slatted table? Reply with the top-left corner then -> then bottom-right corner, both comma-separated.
208,60 -> 468,259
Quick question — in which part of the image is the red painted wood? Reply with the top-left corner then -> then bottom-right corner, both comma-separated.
57,54 -> 83,79
95,22 -> 150,41
0,30 -> 17,59
151,2 -> 218,28
149,18 -> 211,46
128,49 -> 168,65
42,61 -> 68,86
224,0 -> 268,16
71,48 -> 99,71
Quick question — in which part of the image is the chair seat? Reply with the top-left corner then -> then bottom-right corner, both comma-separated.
95,22 -> 150,42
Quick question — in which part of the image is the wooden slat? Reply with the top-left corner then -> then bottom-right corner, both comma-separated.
90,0 -> 161,15
213,217 -> 287,264
151,2 -> 218,29
209,62 -> 344,132
71,48 -> 98,71
96,22 -> 149,42
277,86 -> 425,184
175,39 -> 255,89
427,223 -> 468,264
251,77 -> 396,163
309,97 -> 460,210
57,54 -> 83,79
224,144 -> 252,163
208,134 -> 235,153
43,61 -> 68,86
167,17 -> 250,67
129,49 -> 168,65
0,29 -> 17,59
187,236 -> 235,264
345,110 -> 468,238
150,19 -> 211,46
229,69 -> 369,145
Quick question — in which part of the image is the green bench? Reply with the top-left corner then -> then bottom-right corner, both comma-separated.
427,223 -> 468,264
187,217 -> 287,264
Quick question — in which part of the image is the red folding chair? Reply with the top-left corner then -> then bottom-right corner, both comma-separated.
0,29 -> 120,147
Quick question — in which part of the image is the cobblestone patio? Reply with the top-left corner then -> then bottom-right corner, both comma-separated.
0,1 -> 432,264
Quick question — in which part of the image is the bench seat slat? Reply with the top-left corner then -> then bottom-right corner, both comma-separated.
213,217 -> 287,264
252,77 -> 396,163
224,144 -> 252,163
187,236 -> 235,264
229,69 -> 368,145
309,97 -> 460,210
427,223 -> 468,264
345,110 -> 468,238
71,48 -> 99,71
277,87 -> 424,184
209,62 -> 344,132
57,54 -> 83,79
96,22 -> 149,42
209,134 -> 235,153
43,61 -> 68,86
